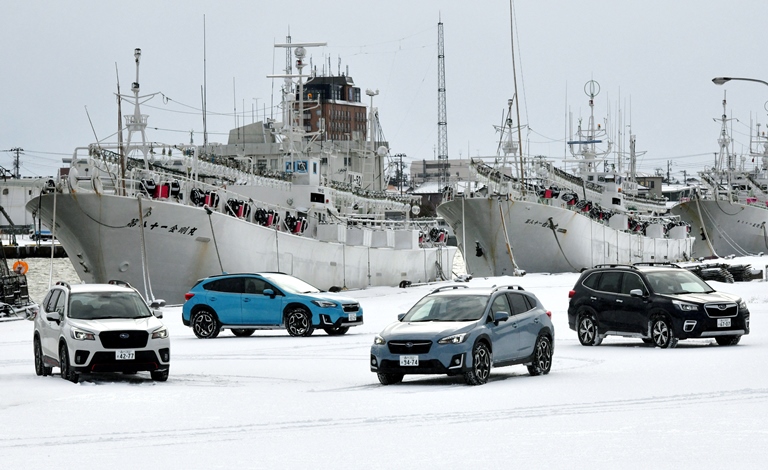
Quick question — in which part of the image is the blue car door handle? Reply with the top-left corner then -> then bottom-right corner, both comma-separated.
534,317 -> 539,323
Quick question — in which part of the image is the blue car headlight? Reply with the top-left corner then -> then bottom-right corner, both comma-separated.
438,333 -> 468,344
373,335 -> 385,345
312,300 -> 337,308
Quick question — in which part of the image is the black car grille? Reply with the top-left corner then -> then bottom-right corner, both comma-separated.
99,330 -> 149,349
342,303 -> 360,313
704,303 -> 738,318
387,340 -> 433,354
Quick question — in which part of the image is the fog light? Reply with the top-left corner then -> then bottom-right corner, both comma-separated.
75,350 -> 90,365
683,320 -> 697,332
370,355 -> 378,367
160,348 -> 170,362
448,354 -> 463,369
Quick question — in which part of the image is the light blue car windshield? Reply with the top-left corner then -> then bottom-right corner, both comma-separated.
403,295 -> 487,322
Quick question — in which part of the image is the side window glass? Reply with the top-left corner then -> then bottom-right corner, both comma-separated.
42,290 -> 55,311
621,273 -> 647,295
205,278 -> 245,293
244,278 -> 269,294
596,272 -> 622,293
507,293 -> 530,315
54,291 -> 67,315
489,294 -> 510,321
583,273 -> 600,289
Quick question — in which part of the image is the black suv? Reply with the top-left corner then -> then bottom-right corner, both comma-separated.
567,264 -> 750,348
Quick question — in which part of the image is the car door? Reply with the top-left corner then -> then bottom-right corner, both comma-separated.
593,271 -> 623,331
506,293 -> 539,359
486,293 -> 517,363
241,276 -> 284,325
203,277 -> 245,325
616,272 -> 650,334
39,289 -> 63,358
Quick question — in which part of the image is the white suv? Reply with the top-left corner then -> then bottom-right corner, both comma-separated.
32,281 -> 170,383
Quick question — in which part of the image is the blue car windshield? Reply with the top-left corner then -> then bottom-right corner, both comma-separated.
402,295 -> 487,322
645,271 -> 714,295
261,274 -> 320,294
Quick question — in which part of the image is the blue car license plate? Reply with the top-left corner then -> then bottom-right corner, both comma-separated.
399,355 -> 419,366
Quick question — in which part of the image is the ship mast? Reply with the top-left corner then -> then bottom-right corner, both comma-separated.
437,17 -> 449,188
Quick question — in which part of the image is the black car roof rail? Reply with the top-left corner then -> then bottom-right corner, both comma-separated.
591,264 -> 638,270
632,262 -> 683,268
491,285 -> 525,293
430,285 -> 470,294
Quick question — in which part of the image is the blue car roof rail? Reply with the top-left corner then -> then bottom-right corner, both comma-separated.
429,285 -> 469,294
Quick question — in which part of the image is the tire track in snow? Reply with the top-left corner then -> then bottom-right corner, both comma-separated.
3,388 -> 766,449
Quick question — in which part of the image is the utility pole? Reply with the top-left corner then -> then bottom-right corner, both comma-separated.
436,17 -> 448,189
666,160 -> 671,183
1,148 -> 23,178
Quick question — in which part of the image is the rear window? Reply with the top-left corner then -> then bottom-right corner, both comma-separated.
582,273 -> 600,289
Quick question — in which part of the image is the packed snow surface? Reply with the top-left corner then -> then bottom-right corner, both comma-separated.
2,257 -> 768,469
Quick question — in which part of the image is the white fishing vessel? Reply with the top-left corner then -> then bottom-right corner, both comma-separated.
437,82 -> 694,276
670,97 -> 768,257
27,45 -> 455,304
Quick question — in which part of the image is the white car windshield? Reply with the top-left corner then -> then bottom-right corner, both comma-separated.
69,292 -> 152,320
402,295 -> 487,322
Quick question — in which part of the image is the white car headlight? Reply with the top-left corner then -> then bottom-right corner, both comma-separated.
438,333 -> 468,344
373,335 -> 386,345
151,327 -> 169,339
672,300 -> 698,312
312,300 -> 337,308
71,327 -> 95,341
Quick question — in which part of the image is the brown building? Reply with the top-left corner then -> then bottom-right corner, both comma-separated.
299,75 -> 367,142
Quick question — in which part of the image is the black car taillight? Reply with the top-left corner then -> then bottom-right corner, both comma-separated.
568,290 -> 576,298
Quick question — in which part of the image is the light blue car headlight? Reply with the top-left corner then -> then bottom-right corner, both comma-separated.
373,335 -> 385,345
312,300 -> 337,308
438,333 -> 467,344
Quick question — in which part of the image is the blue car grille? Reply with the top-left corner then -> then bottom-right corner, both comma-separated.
342,303 -> 360,313
387,340 -> 432,354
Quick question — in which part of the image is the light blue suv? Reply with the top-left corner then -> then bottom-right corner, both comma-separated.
370,285 -> 554,385
182,273 -> 362,338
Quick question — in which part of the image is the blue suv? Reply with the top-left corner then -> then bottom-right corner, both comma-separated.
370,285 -> 554,385
182,273 -> 363,338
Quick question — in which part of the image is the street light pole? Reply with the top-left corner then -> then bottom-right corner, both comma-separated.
712,76 -> 768,87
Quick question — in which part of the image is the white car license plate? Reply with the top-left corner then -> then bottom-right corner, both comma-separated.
348,313 -> 357,321
717,318 -> 731,328
399,355 -> 419,366
116,350 -> 135,360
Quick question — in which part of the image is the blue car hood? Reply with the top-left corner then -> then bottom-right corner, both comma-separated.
381,320 -> 475,339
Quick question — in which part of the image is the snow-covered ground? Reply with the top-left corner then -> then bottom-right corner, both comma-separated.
2,257 -> 768,469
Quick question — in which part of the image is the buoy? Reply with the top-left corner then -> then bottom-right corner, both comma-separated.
13,260 -> 29,275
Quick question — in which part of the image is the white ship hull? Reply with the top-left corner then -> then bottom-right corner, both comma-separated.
671,199 -> 768,257
437,197 -> 693,276
29,193 -> 455,304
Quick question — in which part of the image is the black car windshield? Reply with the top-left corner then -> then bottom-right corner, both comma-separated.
69,292 -> 152,320
261,274 -> 320,294
645,271 -> 715,295
402,295 -> 487,322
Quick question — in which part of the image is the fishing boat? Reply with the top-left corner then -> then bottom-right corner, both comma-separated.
436,82 -> 694,276
670,97 -> 768,257
26,45 -> 455,304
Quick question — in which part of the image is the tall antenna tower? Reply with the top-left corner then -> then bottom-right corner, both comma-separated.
437,17 -> 448,187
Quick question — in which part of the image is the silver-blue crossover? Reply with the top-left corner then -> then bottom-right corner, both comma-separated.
370,284 -> 554,385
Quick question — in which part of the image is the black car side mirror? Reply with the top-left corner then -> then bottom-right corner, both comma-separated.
629,289 -> 646,298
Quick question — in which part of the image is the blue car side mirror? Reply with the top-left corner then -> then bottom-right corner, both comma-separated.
263,288 -> 276,299
493,311 -> 510,324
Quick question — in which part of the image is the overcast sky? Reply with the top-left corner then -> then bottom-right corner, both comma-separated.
3,0 -> 768,180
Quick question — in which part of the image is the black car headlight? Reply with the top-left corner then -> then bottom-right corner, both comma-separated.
438,333 -> 468,344
738,299 -> 748,311
672,300 -> 698,312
